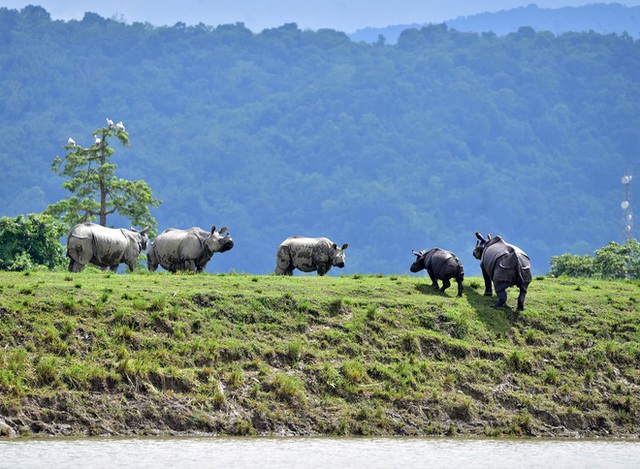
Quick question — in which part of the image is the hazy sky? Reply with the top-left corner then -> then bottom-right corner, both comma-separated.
2,1 -> 640,32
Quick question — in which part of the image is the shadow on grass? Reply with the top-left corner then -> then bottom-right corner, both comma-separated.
463,283 -> 517,333
414,282 -> 443,296
413,279 -> 517,334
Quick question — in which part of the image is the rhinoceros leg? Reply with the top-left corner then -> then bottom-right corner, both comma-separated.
494,289 -> 507,308
275,261 -> 294,275
184,259 -> 197,272
68,258 -> 85,272
516,286 -> 528,311
316,264 -> 329,276
439,277 -> 450,293
455,277 -> 463,297
427,270 -> 440,290
481,266 -> 493,296
275,266 -> 293,275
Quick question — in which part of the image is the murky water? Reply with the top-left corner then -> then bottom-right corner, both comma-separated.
1,436 -> 640,469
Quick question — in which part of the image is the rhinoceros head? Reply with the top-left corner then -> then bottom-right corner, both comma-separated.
330,242 -> 348,268
131,226 -> 150,251
205,225 -> 234,254
473,232 -> 492,260
410,249 -> 427,272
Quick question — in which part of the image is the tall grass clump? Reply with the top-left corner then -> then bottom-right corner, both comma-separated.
269,373 -> 306,404
287,339 -> 303,366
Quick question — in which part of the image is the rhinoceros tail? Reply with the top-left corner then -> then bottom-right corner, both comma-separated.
146,245 -> 159,272
456,257 -> 465,280
67,239 -> 86,272
275,244 -> 292,275
515,256 -> 532,290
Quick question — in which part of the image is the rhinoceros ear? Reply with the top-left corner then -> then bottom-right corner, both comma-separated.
142,226 -> 150,234
475,232 -> 486,241
332,243 -> 337,249
219,226 -> 227,235
487,233 -> 492,239
341,243 -> 348,250
412,249 -> 420,257
210,225 -> 216,234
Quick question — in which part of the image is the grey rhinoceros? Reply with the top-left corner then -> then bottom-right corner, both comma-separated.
410,248 -> 465,297
147,225 -> 234,273
67,223 -> 150,272
275,236 -> 348,276
473,232 -> 532,310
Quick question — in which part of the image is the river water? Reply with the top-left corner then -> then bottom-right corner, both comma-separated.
1,436 -> 640,468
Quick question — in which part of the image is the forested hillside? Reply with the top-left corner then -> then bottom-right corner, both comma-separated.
351,3 -> 640,44
447,3 -> 640,39
0,6 -> 638,275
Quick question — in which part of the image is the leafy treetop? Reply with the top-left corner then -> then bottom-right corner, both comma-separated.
45,121 -> 161,234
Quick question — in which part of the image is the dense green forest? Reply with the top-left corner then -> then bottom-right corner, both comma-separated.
0,6 -> 638,275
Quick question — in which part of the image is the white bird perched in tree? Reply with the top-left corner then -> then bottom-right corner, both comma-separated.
68,137 -> 76,146
116,121 -> 125,132
95,136 -> 101,145
106,118 -> 114,128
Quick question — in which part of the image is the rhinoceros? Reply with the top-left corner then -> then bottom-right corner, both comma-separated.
67,223 -> 150,272
275,236 -> 348,276
473,232 -> 532,310
147,225 -> 234,273
410,248 -> 465,297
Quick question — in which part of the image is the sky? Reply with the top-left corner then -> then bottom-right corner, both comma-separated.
2,0 -> 640,32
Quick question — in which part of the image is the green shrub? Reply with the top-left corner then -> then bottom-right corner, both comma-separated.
0,214 -> 67,271
549,253 -> 595,278
549,239 -> 640,279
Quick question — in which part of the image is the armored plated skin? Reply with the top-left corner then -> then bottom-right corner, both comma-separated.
147,225 -> 234,273
275,236 -> 348,276
67,223 -> 149,272
473,232 -> 532,311
410,248 -> 464,297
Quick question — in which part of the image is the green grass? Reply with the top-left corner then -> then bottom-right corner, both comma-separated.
0,271 -> 639,437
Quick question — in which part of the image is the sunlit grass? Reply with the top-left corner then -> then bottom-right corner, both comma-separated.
0,271 -> 639,436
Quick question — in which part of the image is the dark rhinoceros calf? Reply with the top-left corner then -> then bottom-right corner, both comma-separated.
473,232 -> 532,310
275,236 -> 348,276
410,248 -> 464,297
67,223 -> 150,272
147,225 -> 234,273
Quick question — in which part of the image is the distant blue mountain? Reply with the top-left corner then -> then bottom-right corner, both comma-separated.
349,3 -> 640,43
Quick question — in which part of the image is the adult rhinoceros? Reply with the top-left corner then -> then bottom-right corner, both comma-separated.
275,236 -> 348,276
410,248 -> 465,297
473,232 -> 532,310
67,223 -> 150,272
147,225 -> 234,273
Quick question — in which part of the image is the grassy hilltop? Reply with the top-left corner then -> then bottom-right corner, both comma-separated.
0,271 -> 639,438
